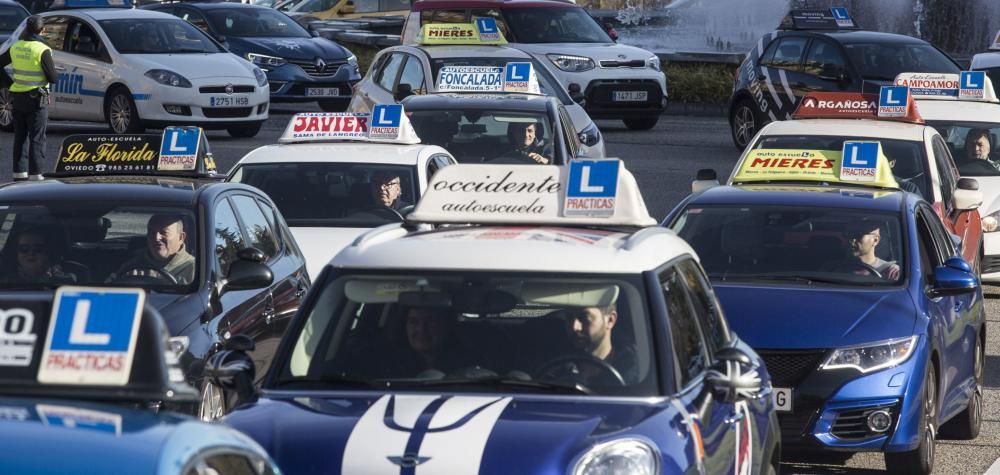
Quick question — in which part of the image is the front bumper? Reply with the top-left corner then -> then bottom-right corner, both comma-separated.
981,231 -> 1000,282
761,340 -> 928,453
135,76 -> 269,126
540,59 -> 667,119
261,60 -> 361,103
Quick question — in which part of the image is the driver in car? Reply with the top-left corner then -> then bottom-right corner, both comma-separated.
113,214 -> 195,285
965,128 -> 1000,170
564,297 -> 638,384
371,170 -> 412,212
845,221 -> 900,281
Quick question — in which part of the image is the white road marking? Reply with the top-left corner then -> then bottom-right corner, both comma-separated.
985,455 -> 1000,475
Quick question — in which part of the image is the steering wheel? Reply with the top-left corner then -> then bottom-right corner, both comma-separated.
345,207 -> 405,222
488,150 -> 540,165
114,266 -> 179,285
535,354 -> 626,387
830,260 -> 882,278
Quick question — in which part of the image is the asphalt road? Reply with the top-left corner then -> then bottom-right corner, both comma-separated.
6,106 -> 1000,474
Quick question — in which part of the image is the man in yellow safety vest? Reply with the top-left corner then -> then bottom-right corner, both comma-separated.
0,16 -> 58,181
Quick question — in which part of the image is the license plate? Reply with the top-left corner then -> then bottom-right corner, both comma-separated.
209,96 -> 249,107
612,90 -> 648,102
306,87 -> 340,97
773,387 -> 793,412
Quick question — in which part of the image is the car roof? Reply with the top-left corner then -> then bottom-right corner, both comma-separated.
402,93 -> 554,112
333,224 -> 695,273
916,100 -> 1000,124
687,184 -> 909,213
151,1 -> 267,9
781,29 -> 930,45
0,177 -> 226,206
415,45 -> 532,60
972,52 -> 1000,70
235,143 -> 442,166
47,8 -> 176,20
759,119 -> 928,142
410,0 -> 577,11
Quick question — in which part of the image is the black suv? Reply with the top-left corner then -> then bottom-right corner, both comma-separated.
728,9 -> 960,149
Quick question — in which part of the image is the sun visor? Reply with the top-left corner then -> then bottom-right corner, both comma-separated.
732,144 -> 900,190
436,62 -> 541,94
344,279 -> 440,303
895,72 -> 999,103
521,284 -> 620,308
418,19 -> 508,46
279,105 -> 421,145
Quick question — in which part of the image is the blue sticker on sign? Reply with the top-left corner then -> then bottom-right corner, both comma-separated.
158,127 -> 202,171
878,86 -> 908,117
565,160 -> 619,217
960,71 -> 986,99
830,7 -> 853,27
505,63 -> 531,83
37,288 -> 145,385
370,104 -> 402,139
840,141 -> 879,182
475,17 -> 501,41
38,404 -> 122,435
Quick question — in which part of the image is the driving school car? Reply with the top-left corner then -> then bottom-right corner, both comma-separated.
737,87 -> 984,272
214,161 -> 781,474
971,30 -> 1000,91
0,287 -> 279,474
668,144 -> 985,474
227,104 -> 457,279
0,0 -> 269,137
1,127 -> 308,421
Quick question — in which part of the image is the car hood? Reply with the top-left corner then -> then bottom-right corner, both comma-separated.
290,227 -> 370,280
225,393 -> 667,475
226,36 -> 350,61
125,53 -> 256,80
515,42 -> 654,62
714,284 -> 918,349
968,175 -> 1000,215
146,292 -> 204,335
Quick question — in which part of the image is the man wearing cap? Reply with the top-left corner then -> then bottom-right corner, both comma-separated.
0,16 -> 58,181
112,214 -> 195,285
564,287 -> 638,384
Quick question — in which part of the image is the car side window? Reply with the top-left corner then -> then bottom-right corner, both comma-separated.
558,106 -> 579,158
40,16 -> 70,51
179,8 -> 211,33
661,265 -> 709,388
376,53 -> 405,92
915,212 -> 942,281
768,37 -> 808,72
232,195 -> 279,261
255,197 -> 285,248
214,198 -> 246,277
397,55 -> 426,95
759,39 -> 779,66
65,20 -> 105,60
922,206 -> 957,260
803,39 -> 848,78
426,154 -> 454,181
931,135 -> 958,212
420,9 -> 466,25
678,259 -> 730,352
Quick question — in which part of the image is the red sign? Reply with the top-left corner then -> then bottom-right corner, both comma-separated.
792,92 -> 924,124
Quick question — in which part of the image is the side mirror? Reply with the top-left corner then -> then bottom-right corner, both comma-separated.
568,83 -> 585,104
307,24 -> 320,37
692,168 -> 720,193
705,346 -> 762,403
213,33 -> 228,45
929,257 -> 979,297
223,248 -> 273,293
603,22 -> 618,42
394,83 -> 414,102
204,341 -> 257,410
953,179 -> 983,211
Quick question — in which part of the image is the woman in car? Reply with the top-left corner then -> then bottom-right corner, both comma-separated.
0,227 -> 76,284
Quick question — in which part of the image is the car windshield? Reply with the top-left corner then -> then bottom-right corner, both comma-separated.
408,110 -> 554,164
671,206 -> 906,286
0,204 -> 198,292
206,8 -> 309,38
228,163 -> 417,227
429,57 -> 572,105
99,18 -> 224,54
503,7 -> 611,44
275,272 -> 659,396
0,6 -> 27,33
927,121 -> 1000,177
752,135 -> 930,198
284,0 -> 331,13
843,43 -> 958,81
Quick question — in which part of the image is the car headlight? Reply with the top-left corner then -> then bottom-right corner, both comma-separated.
144,69 -> 192,88
647,55 -> 661,71
573,439 -> 657,475
167,336 -> 190,358
246,53 -> 286,68
547,54 -> 595,72
578,122 -> 601,147
983,210 -> 999,232
347,54 -> 358,67
253,67 -> 268,87
821,336 -> 918,373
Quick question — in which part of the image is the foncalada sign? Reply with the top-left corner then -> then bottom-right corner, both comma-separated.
564,160 -> 619,217
437,66 -> 504,92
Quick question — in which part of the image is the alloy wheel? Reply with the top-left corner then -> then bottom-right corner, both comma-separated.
734,106 -> 755,147
198,380 -> 225,422
0,89 -> 13,128
109,94 -> 131,134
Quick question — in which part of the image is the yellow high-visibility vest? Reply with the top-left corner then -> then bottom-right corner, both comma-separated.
10,39 -> 51,93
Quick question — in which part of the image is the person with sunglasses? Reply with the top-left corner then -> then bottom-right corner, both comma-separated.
370,170 -> 412,212
0,227 -> 76,284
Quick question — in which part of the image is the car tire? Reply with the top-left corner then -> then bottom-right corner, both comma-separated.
0,87 -> 13,132
731,98 -> 761,150
885,364 -> 936,474
227,122 -> 263,138
940,337 -> 982,440
105,87 -> 144,134
319,99 -> 349,112
622,117 -> 658,131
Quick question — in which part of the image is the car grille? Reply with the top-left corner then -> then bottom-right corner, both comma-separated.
777,400 -> 822,442
758,349 -> 827,387
984,255 -> 1000,274
203,107 -> 252,118
289,59 -> 345,77
199,85 -> 256,94
831,403 -> 897,439
585,79 -> 662,107
599,59 -> 646,68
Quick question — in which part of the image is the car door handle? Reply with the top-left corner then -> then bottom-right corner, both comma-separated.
724,410 -> 746,425
955,300 -> 964,312
295,286 -> 307,299
55,66 -> 66,72
264,305 -> 276,325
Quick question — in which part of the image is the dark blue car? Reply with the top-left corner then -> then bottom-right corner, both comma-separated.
145,2 -> 361,111
665,150 -> 985,473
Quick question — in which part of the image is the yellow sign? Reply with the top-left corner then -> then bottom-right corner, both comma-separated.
733,148 -> 899,189
419,23 -> 507,45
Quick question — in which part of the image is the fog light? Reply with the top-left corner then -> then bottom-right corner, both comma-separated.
867,410 -> 891,433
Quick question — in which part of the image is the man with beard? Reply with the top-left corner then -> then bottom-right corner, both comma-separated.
564,290 -> 638,384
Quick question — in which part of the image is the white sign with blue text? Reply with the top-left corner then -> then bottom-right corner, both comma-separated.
564,160 -> 620,217
158,127 -> 202,171
878,86 -> 908,118
830,7 -> 854,28
475,17 -> 501,42
960,71 -> 986,100
840,141 -> 879,182
370,104 -> 402,140
36,287 -> 145,386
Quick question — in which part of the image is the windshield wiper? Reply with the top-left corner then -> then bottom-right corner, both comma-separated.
407,377 -> 592,395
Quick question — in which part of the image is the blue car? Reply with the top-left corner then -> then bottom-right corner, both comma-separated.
145,2 -> 361,111
665,146 -> 985,473
0,287 -> 279,474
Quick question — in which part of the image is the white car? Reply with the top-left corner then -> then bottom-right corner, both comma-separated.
0,0 -> 269,137
898,72 -> 1000,281
350,44 -> 606,158
971,31 -> 1000,92
401,0 -> 667,130
227,106 -> 456,278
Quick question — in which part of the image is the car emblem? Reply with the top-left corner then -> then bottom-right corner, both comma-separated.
617,54 -> 627,60
315,57 -> 326,72
224,84 -> 234,96
387,454 -> 431,467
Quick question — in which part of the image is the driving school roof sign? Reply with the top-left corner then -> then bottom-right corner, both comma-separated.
792,91 -> 924,123
895,72 -> 1000,103
279,107 -> 421,145
436,62 -> 541,94
731,147 -> 899,189
420,22 -> 507,45
54,127 -> 217,176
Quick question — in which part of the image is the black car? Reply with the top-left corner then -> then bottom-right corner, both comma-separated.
0,129 -> 309,421
0,0 -> 28,44
143,1 -> 361,112
728,8 -> 961,149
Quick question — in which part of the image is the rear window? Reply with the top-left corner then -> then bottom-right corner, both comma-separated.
0,5 -> 27,33
843,42 -> 958,81
502,7 -> 610,44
